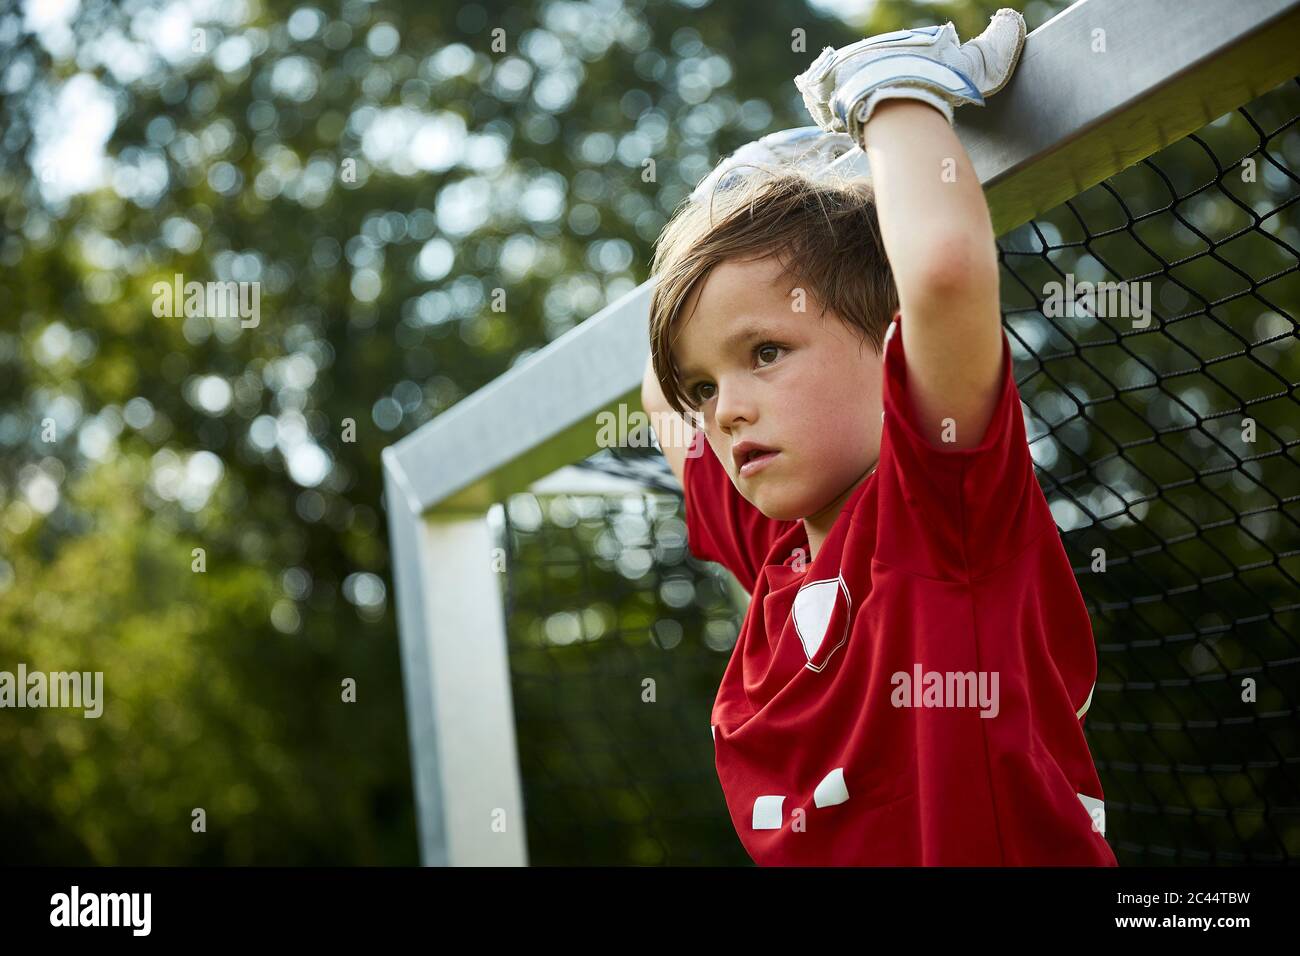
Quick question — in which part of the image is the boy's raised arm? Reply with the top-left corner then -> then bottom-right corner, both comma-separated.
795,10 -> 1027,450
641,351 -> 695,489
860,99 -> 1003,451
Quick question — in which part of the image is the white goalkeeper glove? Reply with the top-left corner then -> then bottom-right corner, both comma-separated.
690,125 -> 861,203
794,7 -> 1027,143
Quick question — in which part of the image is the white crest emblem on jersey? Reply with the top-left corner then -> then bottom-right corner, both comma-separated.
791,573 -> 852,672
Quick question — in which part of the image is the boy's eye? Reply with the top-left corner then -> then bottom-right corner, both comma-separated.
687,344 -> 785,407
691,382 -> 716,405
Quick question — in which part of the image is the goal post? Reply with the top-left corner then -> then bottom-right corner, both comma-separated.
384,0 -> 1300,865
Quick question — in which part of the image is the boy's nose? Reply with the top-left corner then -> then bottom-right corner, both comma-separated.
714,381 -> 758,431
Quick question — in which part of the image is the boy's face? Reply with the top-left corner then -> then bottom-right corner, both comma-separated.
674,254 -> 887,522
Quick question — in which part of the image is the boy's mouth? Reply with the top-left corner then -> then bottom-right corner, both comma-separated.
739,450 -> 779,478
732,441 -> 780,478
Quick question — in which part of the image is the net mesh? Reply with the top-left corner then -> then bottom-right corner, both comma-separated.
498,77 -> 1300,865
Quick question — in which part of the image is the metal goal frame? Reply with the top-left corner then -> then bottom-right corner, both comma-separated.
382,0 -> 1300,865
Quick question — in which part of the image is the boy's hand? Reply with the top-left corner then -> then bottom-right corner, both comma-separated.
795,8 -> 1026,142
690,126 -> 859,203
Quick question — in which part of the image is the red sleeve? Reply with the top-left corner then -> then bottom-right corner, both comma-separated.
682,428 -> 796,592
872,314 -> 1057,581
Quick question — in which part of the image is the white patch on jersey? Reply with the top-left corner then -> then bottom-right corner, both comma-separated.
752,794 -> 785,830
792,573 -> 851,672
1075,681 -> 1095,719
1076,792 -> 1105,836
813,767 -> 850,808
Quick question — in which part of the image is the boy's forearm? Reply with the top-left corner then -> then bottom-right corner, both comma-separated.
859,100 -> 998,307
641,353 -> 691,451
640,353 -> 696,488
641,351 -> 668,413
856,98 -> 1005,449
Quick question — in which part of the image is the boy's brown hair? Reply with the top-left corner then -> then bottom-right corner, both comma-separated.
649,168 -> 900,416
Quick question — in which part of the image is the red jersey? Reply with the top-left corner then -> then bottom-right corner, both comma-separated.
683,314 -> 1118,866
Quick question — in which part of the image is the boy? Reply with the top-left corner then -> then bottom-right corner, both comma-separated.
641,10 -> 1118,866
